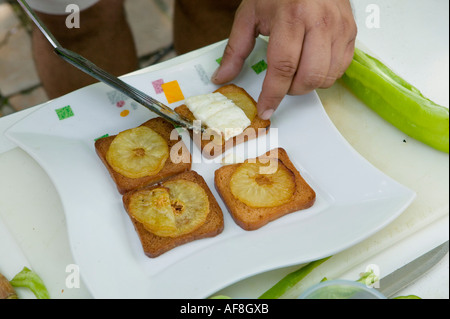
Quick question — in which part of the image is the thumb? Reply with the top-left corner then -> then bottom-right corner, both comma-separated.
211,6 -> 257,85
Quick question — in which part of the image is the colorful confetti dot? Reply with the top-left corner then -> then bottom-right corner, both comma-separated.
116,100 -> 125,108
55,105 -> 74,120
152,79 -> 165,94
216,57 -> 223,64
161,80 -> 185,104
251,60 -> 268,74
95,134 -> 109,141
120,110 -> 130,117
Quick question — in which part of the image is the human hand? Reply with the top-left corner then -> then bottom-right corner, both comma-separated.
211,0 -> 357,120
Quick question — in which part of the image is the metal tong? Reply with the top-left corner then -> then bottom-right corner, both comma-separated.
17,0 -> 202,132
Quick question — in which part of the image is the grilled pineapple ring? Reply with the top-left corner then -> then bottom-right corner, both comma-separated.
230,160 -> 295,208
106,126 -> 169,179
128,180 -> 210,238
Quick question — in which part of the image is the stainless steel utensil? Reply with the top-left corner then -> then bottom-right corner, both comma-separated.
377,240 -> 449,298
17,0 -> 203,132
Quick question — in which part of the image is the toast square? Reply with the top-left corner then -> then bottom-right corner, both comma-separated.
214,148 -> 316,231
174,84 -> 271,159
95,117 -> 191,194
122,170 -> 224,258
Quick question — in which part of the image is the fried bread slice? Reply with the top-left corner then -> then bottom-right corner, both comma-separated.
95,117 -> 191,194
123,170 -> 224,258
175,84 -> 270,158
214,148 -> 315,230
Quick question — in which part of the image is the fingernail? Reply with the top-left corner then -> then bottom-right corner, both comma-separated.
211,67 -> 220,82
260,109 -> 274,120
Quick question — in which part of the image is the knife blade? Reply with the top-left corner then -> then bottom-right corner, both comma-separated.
376,240 -> 449,298
17,0 -> 204,133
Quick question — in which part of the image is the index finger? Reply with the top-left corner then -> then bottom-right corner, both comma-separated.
258,20 -> 305,120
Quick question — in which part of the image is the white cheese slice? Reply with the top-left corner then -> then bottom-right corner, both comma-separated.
185,92 -> 251,141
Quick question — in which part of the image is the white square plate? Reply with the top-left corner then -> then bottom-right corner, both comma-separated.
5,38 -> 415,298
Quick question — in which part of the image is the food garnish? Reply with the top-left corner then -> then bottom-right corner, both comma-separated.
128,180 -> 210,237
106,126 -> 169,178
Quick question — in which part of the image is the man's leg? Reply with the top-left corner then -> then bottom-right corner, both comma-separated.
173,0 -> 241,55
32,0 -> 138,99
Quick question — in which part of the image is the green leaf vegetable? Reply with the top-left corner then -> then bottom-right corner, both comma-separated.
209,261 -> 421,300
209,295 -> 232,299
9,267 -> 50,299
342,47 -> 449,153
258,256 -> 331,299
258,264 -> 421,300
356,270 -> 379,287
392,295 -> 422,299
